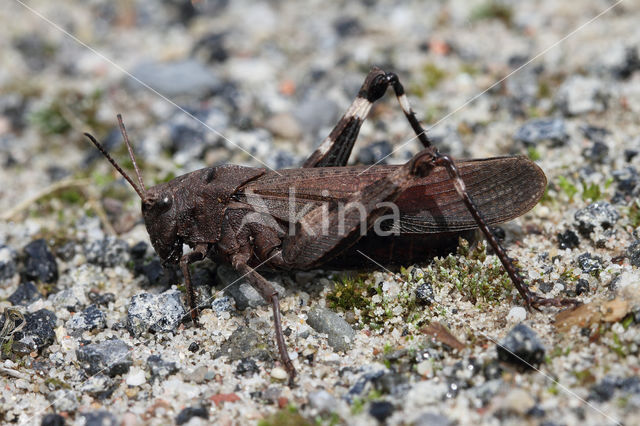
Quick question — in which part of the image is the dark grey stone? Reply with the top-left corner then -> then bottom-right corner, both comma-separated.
574,202 -> 619,235
66,305 -> 107,336
84,237 -> 130,268
219,265 -> 285,310
514,118 -> 568,146
307,307 -> 355,352
128,60 -> 221,98
15,309 -> 57,352
23,239 -> 58,283
126,290 -> 186,337
496,323 -> 545,369
0,244 -> 18,281
576,252 -> 603,274
414,412 -> 452,426
235,357 -> 259,377
146,355 -> 179,380
628,240 -> 640,267
81,411 -> 118,426
576,279 -> 590,295
415,282 -> 435,305
76,339 -> 132,377
80,374 -> 117,399
8,281 -> 41,306
557,229 -> 580,249
213,326 -> 274,362
368,401 -> 394,422
41,413 -> 65,426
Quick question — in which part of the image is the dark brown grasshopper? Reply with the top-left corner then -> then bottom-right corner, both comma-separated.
86,67 -> 577,383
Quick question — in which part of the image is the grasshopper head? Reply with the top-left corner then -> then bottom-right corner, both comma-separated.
141,184 -> 182,264
86,115 -> 182,265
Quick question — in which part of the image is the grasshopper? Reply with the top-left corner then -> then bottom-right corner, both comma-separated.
86,67 -> 577,383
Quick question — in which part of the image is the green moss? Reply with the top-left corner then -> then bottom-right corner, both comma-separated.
471,1 -> 513,26
258,406 -> 310,426
557,176 -> 578,201
628,200 -> 640,228
527,147 -> 541,162
427,239 -> 512,306
327,275 -> 374,311
29,88 -> 105,136
44,377 -> 70,389
29,102 -> 71,135
350,398 -> 364,415
421,63 -> 447,89
581,182 -> 602,202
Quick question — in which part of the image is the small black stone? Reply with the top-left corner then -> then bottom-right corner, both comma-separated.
15,309 -> 57,352
575,279 -> 590,295
576,252 -> 602,274
176,406 -> 209,425
537,281 -> 553,294
497,323 -> 545,369
557,229 -> 580,249
76,339 -> 132,377
129,241 -> 148,259
192,32 -> 228,63
624,149 -> 638,162
483,359 -> 503,380
582,141 -> 609,163
8,281 -> 41,306
41,413 -> 65,426
235,357 -> 259,377
490,226 -> 506,241
88,291 -> 116,306
333,16 -> 362,37
81,411 -> 118,426
589,376 -> 618,402
514,118 -> 568,146
23,239 -> 58,283
141,260 -> 166,286
415,282 -> 435,305
84,237 -> 130,268
188,342 -> 200,352
369,401 -> 394,423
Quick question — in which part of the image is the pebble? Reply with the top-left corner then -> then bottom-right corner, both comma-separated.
41,413 -> 65,426
576,252 -> 602,274
8,281 -> 41,306
356,140 -> 392,165
628,240 -> 640,267
306,307 -> 356,352
308,389 -> 336,413
496,323 -> 545,369
81,411 -> 118,426
80,374 -> 117,399
23,239 -> 58,283
369,400 -> 394,423
513,118 -> 568,146
128,60 -> 221,98
46,389 -> 78,413
582,141 -> 609,163
612,166 -> 639,197
185,365 -> 208,384
506,307 -> 527,323
211,296 -> 234,315
235,358 -> 260,377
415,282 -> 435,305
0,244 -> 18,281
265,112 -> 302,140
416,360 -> 433,378
270,367 -> 288,381
575,279 -> 590,295
76,339 -> 132,377
15,309 -> 57,352
574,202 -> 620,235
556,75 -> 609,116
125,368 -> 146,387
499,388 -> 535,415
51,288 -> 83,312
87,291 -> 116,307
66,305 -> 107,336
175,406 -> 209,425
557,229 -> 580,249
219,265 -> 285,310
126,289 -> 186,337
146,355 -> 179,380
84,237 -> 130,268
213,326 -> 274,362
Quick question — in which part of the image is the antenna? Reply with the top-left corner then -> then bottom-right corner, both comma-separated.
84,132 -> 146,200
117,114 -> 146,194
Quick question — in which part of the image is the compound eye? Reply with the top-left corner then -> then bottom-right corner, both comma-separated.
157,194 -> 172,211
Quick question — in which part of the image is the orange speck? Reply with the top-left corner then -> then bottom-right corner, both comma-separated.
279,80 -> 296,96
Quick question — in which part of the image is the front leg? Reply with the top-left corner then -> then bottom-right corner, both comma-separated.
232,259 -> 296,385
180,244 -> 208,323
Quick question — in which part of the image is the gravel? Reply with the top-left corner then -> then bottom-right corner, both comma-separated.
306,307 -> 356,352
2,0 -> 640,424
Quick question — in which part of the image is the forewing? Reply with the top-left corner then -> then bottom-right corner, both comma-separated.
236,156 -> 546,233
